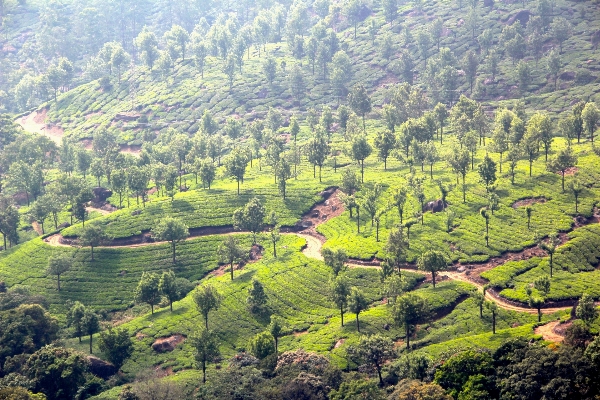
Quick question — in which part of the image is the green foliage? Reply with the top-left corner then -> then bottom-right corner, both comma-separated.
25,345 -> 89,400
98,328 -> 134,370
134,272 -> 161,315
248,331 -> 276,360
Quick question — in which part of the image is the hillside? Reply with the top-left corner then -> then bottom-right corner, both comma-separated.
2,0 -> 600,399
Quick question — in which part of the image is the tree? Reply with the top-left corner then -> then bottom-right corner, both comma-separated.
232,197 -> 265,244
463,50 -> 479,93
350,335 -> 395,386
330,275 -> 350,327
82,309 -> 100,353
382,0 -> 398,26
385,225 -> 409,273
269,316 -> 283,353
481,209 -> 490,246
28,197 -> 50,234
224,147 -> 248,195
569,179 -> 583,213
25,345 -> 89,400
550,17 -> 571,54
393,293 -> 429,349
198,159 -> 216,190
351,135 -> 372,182
135,272 -> 161,315
343,0 -> 362,38
374,130 -> 395,170
506,145 -> 522,184
546,50 -> 561,90
248,331 -> 276,360
447,146 -> 470,202
151,217 -> 189,262
193,285 -> 221,330
522,129 -> 540,177
491,125 -> 509,173
223,53 -> 237,90
289,64 -> 306,101
135,28 -> 159,69
305,135 -> 330,182
348,84 -> 372,132
486,301 -> 498,333
262,56 -> 277,85
582,102 -> 600,144
247,279 -> 268,314
79,225 -> 110,261
322,247 -> 348,276
111,169 -> 127,208
46,253 -> 72,291
67,301 -> 86,343
192,329 -> 220,384
217,236 -> 245,281
164,24 -> 189,61
516,60 -> 531,94
359,183 -> 382,228
417,251 -> 447,288
159,270 -> 181,312
539,233 -> 560,277
434,103 -> 449,144
98,328 -> 134,370
576,293 -> 598,325
547,147 -> 577,192
348,287 -> 368,332
478,154 -> 497,192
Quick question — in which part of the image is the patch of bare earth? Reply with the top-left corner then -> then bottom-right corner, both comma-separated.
512,197 -> 547,208
334,339 -> 345,349
17,109 -> 64,144
293,330 -> 309,337
152,334 -> 186,352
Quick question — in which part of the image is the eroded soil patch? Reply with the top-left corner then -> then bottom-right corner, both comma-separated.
512,197 -> 547,208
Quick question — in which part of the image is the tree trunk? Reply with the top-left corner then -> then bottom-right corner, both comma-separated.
202,361 -> 206,383
91,246 -> 95,261
406,325 -> 410,349
361,160 -> 364,183
172,241 -> 176,262
432,271 -> 436,287
355,313 -> 360,332
341,307 -> 344,327
230,262 -> 234,281
89,334 -> 93,353
492,313 -> 496,334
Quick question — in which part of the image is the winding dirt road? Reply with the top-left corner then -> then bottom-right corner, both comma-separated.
41,189 -> 571,340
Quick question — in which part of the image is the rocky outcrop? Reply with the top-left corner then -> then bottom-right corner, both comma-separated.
87,356 -> 117,379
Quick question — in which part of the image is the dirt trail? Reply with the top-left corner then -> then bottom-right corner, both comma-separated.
534,321 -> 564,342
40,187 -> 584,315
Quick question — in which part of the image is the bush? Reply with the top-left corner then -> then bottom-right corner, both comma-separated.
248,331 -> 276,360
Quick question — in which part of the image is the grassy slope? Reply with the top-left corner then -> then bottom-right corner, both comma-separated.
67,236 -> 558,385
38,0 -> 600,144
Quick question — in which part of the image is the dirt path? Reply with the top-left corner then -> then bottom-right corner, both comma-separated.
40,187 -> 580,315
534,321 -> 564,342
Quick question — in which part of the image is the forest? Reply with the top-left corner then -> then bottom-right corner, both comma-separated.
1,0 -> 600,398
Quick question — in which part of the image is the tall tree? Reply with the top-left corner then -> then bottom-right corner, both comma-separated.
348,84 -> 372,132
134,272 -> 161,315
393,293 -> 429,349
225,147 -> 248,195
582,102 -> 600,144
546,147 -> 577,192
322,248 -> 348,276
217,235 -> 245,281
151,217 -> 189,262
384,225 -> 409,274
305,134 -> 330,182
417,251 -> 447,288
159,270 -> 182,312
232,197 -> 265,244
79,225 -> 110,261
330,275 -> 350,327
348,287 -> 368,332
47,254 -> 72,291
192,329 -> 220,384
539,233 -> 560,277
82,309 -> 100,353
349,335 -> 395,386
193,285 -> 221,330
478,154 -> 497,192
350,135 -> 372,182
